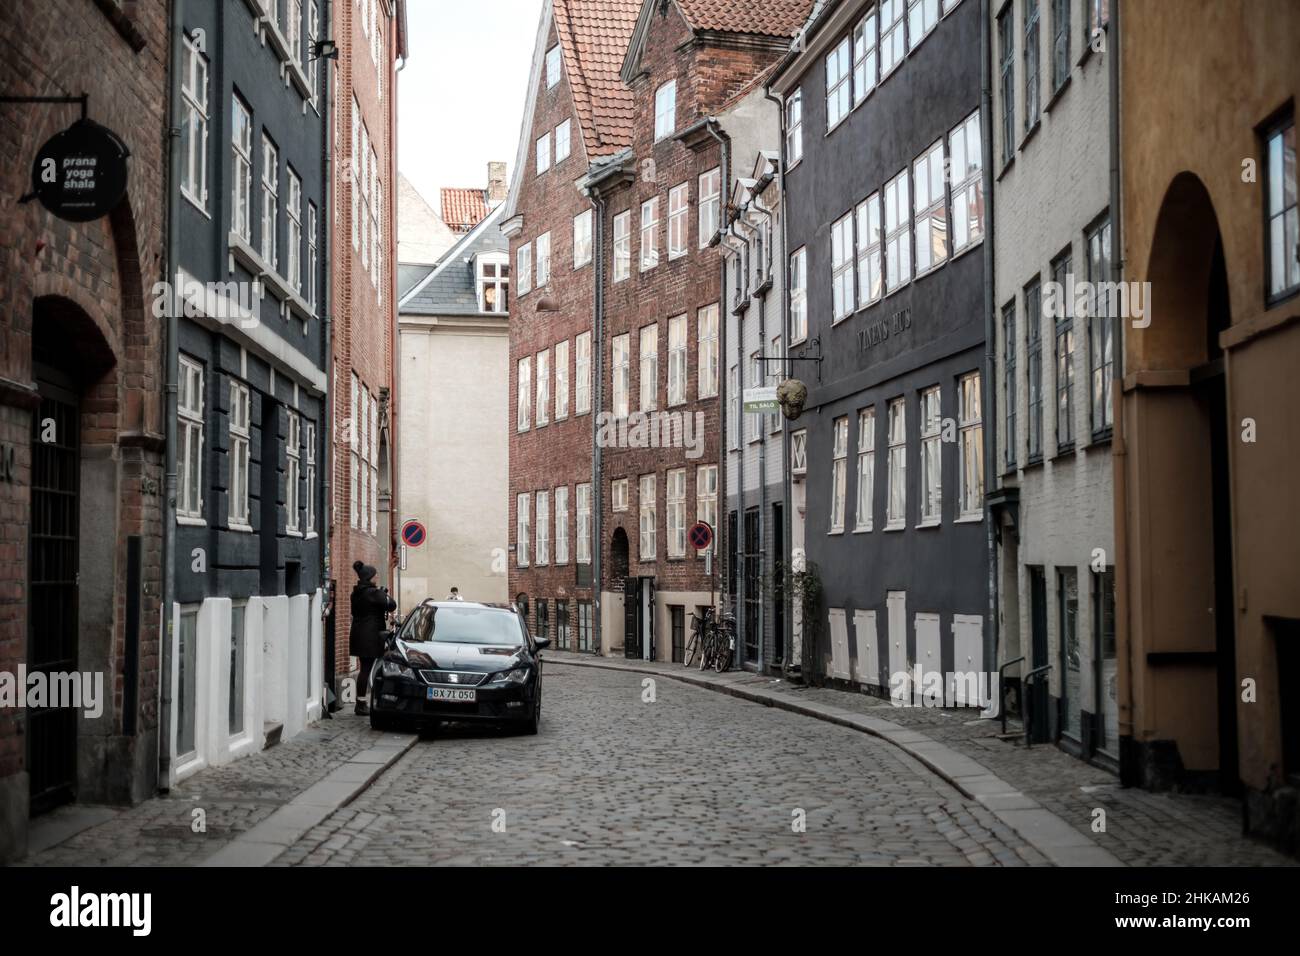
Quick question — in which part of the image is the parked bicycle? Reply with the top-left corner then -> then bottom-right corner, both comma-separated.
684,607 -> 735,672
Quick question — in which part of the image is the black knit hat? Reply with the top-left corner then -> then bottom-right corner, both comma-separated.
353,560 -> 377,582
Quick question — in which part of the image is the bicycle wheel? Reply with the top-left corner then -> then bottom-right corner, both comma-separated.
714,627 -> 733,672
698,631 -> 713,671
683,631 -> 699,668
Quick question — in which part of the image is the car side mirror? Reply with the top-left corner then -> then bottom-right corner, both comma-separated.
534,637 -> 551,651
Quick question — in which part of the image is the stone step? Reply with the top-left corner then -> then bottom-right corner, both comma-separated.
263,721 -> 284,751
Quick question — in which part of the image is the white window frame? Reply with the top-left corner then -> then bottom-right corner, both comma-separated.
697,304 -> 719,398
536,348 -> 550,427
855,408 -> 875,531
853,10 -> 878,105
654,80 -> 677,141
555,339 -> 570,421
517,357 -> 531,431
555,485 -> 570,565
786,90 -> 803,167
261,134 -> 279,268
948,109 -> 984,255
287,168 -> 302,293
613,210 -> 631,282
516,493 -> 531,567
792,430 -> 808,474
831,211 -> 855,321
668,183 -> 689,259
232,94 -> 252,242
913,140 -> 948,275
477,253 -> 509,313
546,43 -> 562,89
181,33 -> 209,210
667,314 -> 687,406
305,420 -> 316,534
830,416 -> 848,533
639,474 -> 657,560
1266,119 -> 1299,299
286,409 -> 301,534
919,386 -> 942,525
536,489 -> 550,565
908,0 -> 940,52
790,247 -> 808,342
667,468 -> 687,558
229,380 -> 252,529
307,201 -> 318,311
536,131 -> 551,175
696,464 -> 718,557
640,196 -> 659,271
856,192 -> 883,308
575,331 -> 592,414
517,240 -> 532,295
886,397 -> 906,529
178,356 -> 205,519
639,323 -> 658,412
555,119 -> 571,164
698,168 -> 720,247
825,37 -> 852,131
880,0 -> 907,78
536,231 -> 551,287
576,483 -> 591,564
612,332 -> 630,418
612,477 -> 629,512
573,209 -> 593,268
884,167 -> 912,292
958,372 -> 983,520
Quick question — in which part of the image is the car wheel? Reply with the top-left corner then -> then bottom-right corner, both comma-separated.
523,693 -> 541,735
369,708 -> 401,732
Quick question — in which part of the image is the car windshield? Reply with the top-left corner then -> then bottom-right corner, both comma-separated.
400,604 -> 524,646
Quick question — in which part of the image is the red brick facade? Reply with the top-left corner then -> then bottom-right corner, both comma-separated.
0,0 -> 167,860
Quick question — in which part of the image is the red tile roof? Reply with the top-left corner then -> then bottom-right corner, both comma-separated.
553,0 -> 640,158
440,187 -> 489,232
675,0 -> 815,37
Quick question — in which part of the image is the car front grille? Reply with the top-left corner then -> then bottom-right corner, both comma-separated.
419,670 -> 488,687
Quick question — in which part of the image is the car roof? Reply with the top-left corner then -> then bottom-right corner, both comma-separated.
418,599 -> 517,612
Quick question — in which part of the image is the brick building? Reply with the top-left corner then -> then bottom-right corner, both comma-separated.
502,0 -> 640,654
0,0 -> 167,863
327,0 -> 407,698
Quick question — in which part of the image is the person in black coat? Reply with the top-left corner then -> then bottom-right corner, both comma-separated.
349,560 -> 395,715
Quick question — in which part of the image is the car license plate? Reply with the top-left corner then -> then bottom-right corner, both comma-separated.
427,687 -> 476,702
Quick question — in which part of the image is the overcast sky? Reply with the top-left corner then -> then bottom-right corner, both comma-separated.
398,0 -> 545,209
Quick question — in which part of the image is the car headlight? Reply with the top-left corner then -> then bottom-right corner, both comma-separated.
486,667 -> 530,686
379,658 -> 416,680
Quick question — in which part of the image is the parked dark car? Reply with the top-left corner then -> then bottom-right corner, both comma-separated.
369,600 -> 548,734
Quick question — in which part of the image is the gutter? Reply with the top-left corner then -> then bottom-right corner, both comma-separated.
321,0 -> 334,683
979,0 -> 999,695
703,120 -> 732,633
751,186 -> 778,674
589,187 -> 606,652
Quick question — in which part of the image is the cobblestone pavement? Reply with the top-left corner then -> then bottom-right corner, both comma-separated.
548,653 -> 1295,867
273,665 -> 1049,866
25,718 -> 385,866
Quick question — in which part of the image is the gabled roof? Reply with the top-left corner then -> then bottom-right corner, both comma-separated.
400,204 -> 509,316
553,0 -> 641,159
441,187 -> 490,233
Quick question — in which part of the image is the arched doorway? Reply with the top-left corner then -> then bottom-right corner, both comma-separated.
29,295 -> 118,814
1124,172 -> 1238,793
609,528 -> 629,585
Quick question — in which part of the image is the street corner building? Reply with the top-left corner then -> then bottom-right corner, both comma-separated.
768,0 -> 991,698
1114,0 -> 1300,849
0,0 -> 168,863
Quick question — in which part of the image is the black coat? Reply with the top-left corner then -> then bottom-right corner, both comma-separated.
349,582 -> 396,659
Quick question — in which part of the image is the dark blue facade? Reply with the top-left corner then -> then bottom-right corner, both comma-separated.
773,0 -> 989,695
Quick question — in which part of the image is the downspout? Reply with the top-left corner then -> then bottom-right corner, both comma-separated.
765,87 -> 795,672
704,121 -> 731,626
590,188 -> 606,653
388,21 -> 406,603
321,0 -> 334,671
979,0 -> 999,685
751,188 -> 777,674
720,226 -> 746,657
159,0 -> 186,787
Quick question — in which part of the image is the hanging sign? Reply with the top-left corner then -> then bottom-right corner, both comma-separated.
30,118 -> 130,222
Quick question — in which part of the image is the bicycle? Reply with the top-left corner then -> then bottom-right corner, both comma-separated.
684,608 -> 711,668
711,611 -> 736,672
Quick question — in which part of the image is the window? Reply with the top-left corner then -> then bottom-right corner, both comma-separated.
368,392 -> 379,535
349,373 -> 359,527
790,248 -> 808,341
728,365 -> 740,450
357,385 -> 367,531
612,332 -> 630,418
287,169 -> 302,293
654,80 -> 676,141
639,324 -> 658,411
880,0 -> 906,77
576,483 -> 591,564
884,168 -> 911,291
886,397 -> 906,528
350,96 -> 360,250
1026,279 -> 1044,460
667,468 -> 686,558
1266,118 -> 1298,298
639,474 -> 657,559
769,335 -> 783,434
536,131 -> 551,174
913,140 -> 947,273
1086,217 -> 1114,434
667,314 -> 687,406
747,352 -> 762,444
908,0 -> 939,50
1024,0 -> 1041,131
305,421 -> 315,533
178,356 -> 204,519
536,490 -> 550,565
555,339 -> 570,420
308,0 -> 319,103
830,416 -> 848,532
517,357 -> 531,431
536,231 -> 551,286
613,210 -> 631,282
516,493 -> 530,566
232,95 -> 252,241
668,183 -> 689,259
177,610 -> 198,757
573,209 -> 593,268
286,410 -> 301,533
477,255 -> 509,312
261,135 -> 278,267
229,380 -> 251,527
555,485 -> 569,564
1087,0 -> 1109,34
1052,251 -> 1075,450
852,193 -> 883,309
229,602 -> 246,737
555,119 -> 571,163
853,11 -> 878,105
831,212 -> 855,321
612,477 -> 629,512
576,599 -> 593,651
640,197 -> 659,271
556,600 -> 570,650
791,430 -> 808,474
698,168 -> 720,247
1003,302 -> 1017,470
372,158 -> 382,303
697,304 -> 719,398
575,331 -> 592,414
947,111 -> 984,254
517,240 -> 532,294
536,348 -> 550,427
998,9 -> 1015,166
958,372 -> 983,518
535,600 -> 549,644
670,605 -> 685,662
1051,0 -> 1070,92
825,37 -> 851,131
287,0 -> 303,64
546,43 -> 562,88
696,464 -> 717,556
919,386 -> 942,524
855,408 -> 875,531
307,202 -> 318,311
786,90 -> 803,167
181,33 -> 209,208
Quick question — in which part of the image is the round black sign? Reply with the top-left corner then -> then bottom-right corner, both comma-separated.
30,119 -> 130,223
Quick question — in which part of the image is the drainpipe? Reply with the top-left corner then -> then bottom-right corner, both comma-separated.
1108,0 -> 1134,757
765,87 -> 795,671
590,188 -> 606,653
979,0 -> 999,687
158,0 -> 186,788
752,188 -> 778,674
320,0 -> 334,680
720,226 -> 747,659
704,121 -> 732,628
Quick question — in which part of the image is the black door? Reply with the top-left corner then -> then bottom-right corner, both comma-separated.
28,369 -> 80,814
771,502 -> 784,667
1029,566 -> 1050,743
623,577 -> 640,658
743,509 -> 761,665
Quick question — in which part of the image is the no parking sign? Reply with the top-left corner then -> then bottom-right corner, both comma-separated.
401,520 -> 427,547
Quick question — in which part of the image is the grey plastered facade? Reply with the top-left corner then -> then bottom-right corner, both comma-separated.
770,0 -> 990,697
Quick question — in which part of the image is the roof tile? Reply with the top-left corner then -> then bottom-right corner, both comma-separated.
676,0 -> 815,37
440,187 -> 490,232
553,0 -> 641,158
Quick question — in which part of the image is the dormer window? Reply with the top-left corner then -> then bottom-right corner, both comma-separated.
477,254 -> 510,313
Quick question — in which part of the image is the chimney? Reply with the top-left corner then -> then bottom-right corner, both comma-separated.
487,161 -> 508,207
